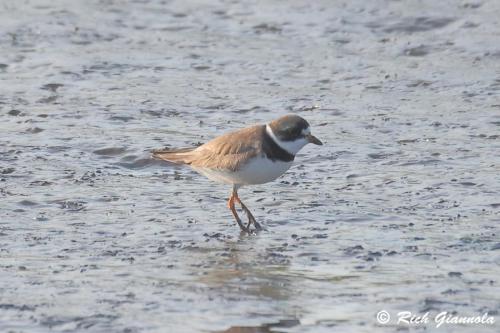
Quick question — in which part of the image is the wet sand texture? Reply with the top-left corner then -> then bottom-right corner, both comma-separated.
1,0 -> 500,332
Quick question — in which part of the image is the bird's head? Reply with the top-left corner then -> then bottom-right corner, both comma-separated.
267,114 -> 323,155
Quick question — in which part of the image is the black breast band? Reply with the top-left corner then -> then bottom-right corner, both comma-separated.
262,127 -> 295,162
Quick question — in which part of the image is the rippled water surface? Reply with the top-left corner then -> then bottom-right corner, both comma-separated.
1,0 -> 499,332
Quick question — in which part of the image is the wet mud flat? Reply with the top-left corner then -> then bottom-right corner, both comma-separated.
1,0 -> 500,332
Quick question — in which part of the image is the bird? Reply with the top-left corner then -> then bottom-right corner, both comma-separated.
152,114 -> 323,233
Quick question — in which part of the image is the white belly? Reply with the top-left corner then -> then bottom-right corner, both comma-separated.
193,157 -> 293,186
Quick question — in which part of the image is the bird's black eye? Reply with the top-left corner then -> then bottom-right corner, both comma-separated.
278,126 -> 303,141
290,127 -> 301,137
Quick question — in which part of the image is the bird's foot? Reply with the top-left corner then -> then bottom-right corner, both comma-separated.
252,220 -> 263,231
233,210 -> 250,233
230,190 -> 263,234
240,204 -> 262,233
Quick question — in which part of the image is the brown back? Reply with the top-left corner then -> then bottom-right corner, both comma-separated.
187,125 -> 265,171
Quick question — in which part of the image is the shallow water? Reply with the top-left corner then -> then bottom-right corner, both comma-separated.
1,0 -> 499,332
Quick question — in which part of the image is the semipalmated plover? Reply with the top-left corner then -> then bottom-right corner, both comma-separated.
153,114 -> 322,233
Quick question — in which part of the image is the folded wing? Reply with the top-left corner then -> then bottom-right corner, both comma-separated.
152,125 -> 264,171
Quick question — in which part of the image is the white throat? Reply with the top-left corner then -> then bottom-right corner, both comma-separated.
265,124 -> 309,155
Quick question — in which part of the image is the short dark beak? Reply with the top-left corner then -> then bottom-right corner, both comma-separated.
306,134 -> 323,145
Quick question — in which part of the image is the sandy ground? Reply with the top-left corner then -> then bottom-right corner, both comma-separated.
1,0 -> 499,332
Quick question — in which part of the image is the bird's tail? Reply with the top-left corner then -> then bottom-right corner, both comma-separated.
151,147 -> 196,165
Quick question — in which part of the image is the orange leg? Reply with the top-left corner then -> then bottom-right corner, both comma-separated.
233,190 -> 262,231
228,191 -> 249,233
